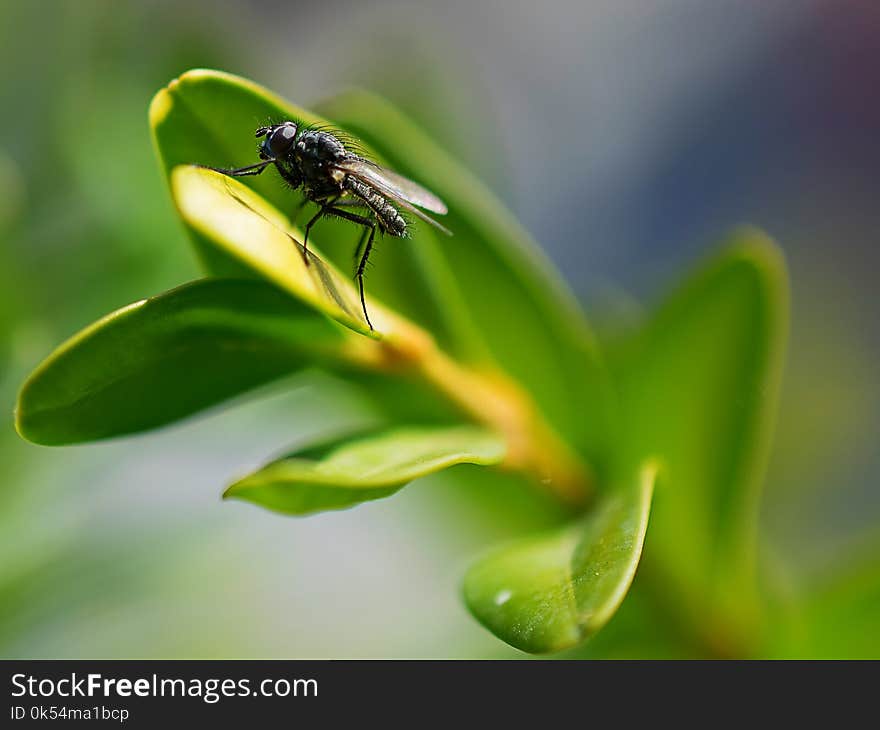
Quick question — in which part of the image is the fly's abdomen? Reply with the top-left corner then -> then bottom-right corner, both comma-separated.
344,178 -> 407,237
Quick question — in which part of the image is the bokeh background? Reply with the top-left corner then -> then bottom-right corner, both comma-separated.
1,0 -> 877,657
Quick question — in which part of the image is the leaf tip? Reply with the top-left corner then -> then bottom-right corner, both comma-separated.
221,479 -> 247,501
148,87 -> 174,130
222,472 -> 270,506
12,395 -> 31,443
723,226 -> 791,353
177,67 -> 237,85
639,458 -> 661,498
149,68 -> 225,130
723,226 -> 789,294
12,387 -> 55,446
13,364 -> 48,445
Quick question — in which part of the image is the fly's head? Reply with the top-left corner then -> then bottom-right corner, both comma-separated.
256,122 -> 302,185
256,122 -> 298,162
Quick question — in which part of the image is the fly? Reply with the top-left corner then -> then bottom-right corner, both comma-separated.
204,121 -> 451,330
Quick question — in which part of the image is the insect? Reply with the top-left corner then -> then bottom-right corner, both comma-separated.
205,121 -> 451,330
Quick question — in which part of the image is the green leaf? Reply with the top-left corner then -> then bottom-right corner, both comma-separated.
149,69 -> 325,216
16,278 -> 349,445
224,425 -> 506,515
171,164 -> 390,338
149,70 -> 610,465
463,462 -> 656,653
149,69 -> 443,344
614,229 -> 789,643
316,89 -> 612,465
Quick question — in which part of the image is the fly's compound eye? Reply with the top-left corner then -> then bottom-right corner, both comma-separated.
267,123 -> 297,158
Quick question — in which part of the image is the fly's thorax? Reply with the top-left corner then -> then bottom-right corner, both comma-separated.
293,130 -> 346,181
285,133 -> 346,200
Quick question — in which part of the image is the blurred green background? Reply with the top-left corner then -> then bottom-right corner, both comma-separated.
1,0 -> 877,657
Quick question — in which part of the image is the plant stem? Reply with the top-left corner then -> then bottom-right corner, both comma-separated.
419,348 -> 592,506
345,322 -> 593,506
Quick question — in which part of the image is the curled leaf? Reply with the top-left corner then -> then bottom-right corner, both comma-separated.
171,165 -> 386,337
463,462 -> 656,653
225,425 -> 506,515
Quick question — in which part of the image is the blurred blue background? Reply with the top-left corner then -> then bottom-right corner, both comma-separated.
1,0 -> 877,657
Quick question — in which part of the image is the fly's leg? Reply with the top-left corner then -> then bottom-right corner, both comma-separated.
352,226 -> 370,277
302,196 -> 341,265
290,198 -> 310,226
355,223 -> 377,331
201,161 -> 271,177
338,200 -> 371,275
319,205 -> 380,330
298,196 -> 367,242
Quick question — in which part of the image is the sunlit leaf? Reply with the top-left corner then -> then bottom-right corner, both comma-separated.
225,425 -> 506,515
614,229 -> 788,645
149,69 -> 451,348
16,278 -> 349,445
463,462 -> 656,653
171,164 -> 394,337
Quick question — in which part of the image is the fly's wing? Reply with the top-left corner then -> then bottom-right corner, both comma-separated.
331,158 -> 452,236
334,158 -> 447,214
